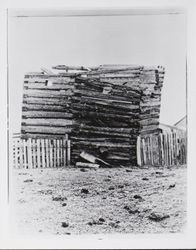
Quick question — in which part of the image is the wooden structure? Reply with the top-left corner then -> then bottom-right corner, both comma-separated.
137,124 -> 187,166
13,133 -> 70,169
21,64 -> 165,166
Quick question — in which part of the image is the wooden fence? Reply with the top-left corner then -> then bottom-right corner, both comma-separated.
13,134 -> 71,169
137,130 -> 187,166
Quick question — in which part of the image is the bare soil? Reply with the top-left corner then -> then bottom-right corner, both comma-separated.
10,166 -> 187,235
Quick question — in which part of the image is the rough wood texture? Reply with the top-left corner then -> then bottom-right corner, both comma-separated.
21,64 -> 165,166
138,130 -> 187,166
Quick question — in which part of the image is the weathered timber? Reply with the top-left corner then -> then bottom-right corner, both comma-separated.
22,104 -> 69,112
22,118 -> 73,127
21,126 -> 72,134
75,162 -> 99,168
21,64 -> 165,166
22,111 -> 72,119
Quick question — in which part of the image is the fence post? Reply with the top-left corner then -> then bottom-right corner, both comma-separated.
27,138 -> 32,169
136,136 -> 141,166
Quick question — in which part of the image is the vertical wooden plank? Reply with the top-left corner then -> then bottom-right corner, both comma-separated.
20,139 -> 24,168
67,139 -> 71,166
155,135 -> 159,166
46,139 -> 49,168
175,132 -> 178,165
53,139 -> 56,168
160,133 -> 164,166
168,133 -> 171,166
32,139 -> 35,168
136,136 -> 142,166
49,139 -> 53,168
163,133 -> 167,166
150,135 -> 154,166
23,139 -> 27,169
61,139 -> 63,167
170,133 -> 173,166
31,139 -> 34,168
18,139 -> 23,169
167,132 -> 171,166
158,134 -> 160,166
63,138 -> 66,167
47,139 -> 50,168
142,138 -> 146,165
27,138 -> 32,169
55,139 -> 58,168
148,136 -> 151,166
37,139 -> 41,168
172,132 -> 175,165
165,133 -> 168,166
145,137 -> 148,165
57,139 -> 60,168
41,139 -> 46,168
56,139 -> 58,167
16,139 -> 19,168
140,137 -> 144,166
144,137 -> 147,165
59,139 -> 62,167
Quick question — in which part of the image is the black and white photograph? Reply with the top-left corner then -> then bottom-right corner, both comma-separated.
0,1 -> 196,249
8,7 -> 188,236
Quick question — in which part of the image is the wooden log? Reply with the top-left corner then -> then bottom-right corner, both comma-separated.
23,97 -> 71,106
71,104 -> 140,117
22,111 -> 72,119
23,92 -> 72,99
98,65 -> 143,70
24,83 -> 75,91
22,118 -> 73,127
76,162 -> 99,169
25,73 -> 78,78
99,73 -> 140,78
22,104 -> 69,112
24,88 -> 73,96
21,133 -> 68,140
72,111 -> 139,120
72,141 -> 133,148
21,125 -> 72,135
52,65 -> 90,71
87,69 -> 142,75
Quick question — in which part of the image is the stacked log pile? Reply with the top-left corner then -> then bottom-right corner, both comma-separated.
70,65 -> 164,166
21,64 -> 165,166
21,72 -> 76,139
71,74 -> 142,166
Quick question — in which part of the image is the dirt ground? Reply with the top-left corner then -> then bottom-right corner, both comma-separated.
10,165 -> 187,235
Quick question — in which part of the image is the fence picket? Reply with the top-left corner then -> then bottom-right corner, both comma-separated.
37,139 -> 41,168
23,139 -> 27,169
63,139 -> 66,167
67,139 -> 71,166
45,139 -> 49,168
49,139 -> 53,168
56,139 -> 59,167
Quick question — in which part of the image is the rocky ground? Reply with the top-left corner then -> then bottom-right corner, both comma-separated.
10,165 -> 187,235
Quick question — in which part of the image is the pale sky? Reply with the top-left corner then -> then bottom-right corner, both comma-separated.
8,11 -> 186,135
